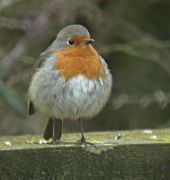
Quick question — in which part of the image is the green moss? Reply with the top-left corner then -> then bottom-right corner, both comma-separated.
149,137 -> 170,142
1,129 -> 170,151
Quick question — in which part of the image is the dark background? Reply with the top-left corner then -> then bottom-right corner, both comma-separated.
0,0 -> 170,135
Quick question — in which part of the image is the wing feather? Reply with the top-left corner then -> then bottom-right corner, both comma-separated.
28,50 -> 52,115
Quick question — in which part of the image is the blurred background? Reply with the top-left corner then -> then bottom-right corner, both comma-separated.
0,0 -> 170,135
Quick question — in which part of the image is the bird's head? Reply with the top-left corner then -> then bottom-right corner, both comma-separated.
50,24 -> 95,51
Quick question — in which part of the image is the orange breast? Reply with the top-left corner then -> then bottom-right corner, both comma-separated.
53,45 -> 104,80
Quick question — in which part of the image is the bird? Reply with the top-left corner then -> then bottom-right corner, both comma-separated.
28,24 -> 112,144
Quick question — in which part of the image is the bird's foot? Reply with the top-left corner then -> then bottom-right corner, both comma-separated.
47,139 -> 60,145
77,137 -> 94,146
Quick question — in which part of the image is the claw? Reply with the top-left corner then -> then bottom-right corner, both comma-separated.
52,138 -> 60,144
77,138 -> 94,146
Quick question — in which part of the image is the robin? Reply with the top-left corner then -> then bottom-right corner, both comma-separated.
28,24 -> 112,144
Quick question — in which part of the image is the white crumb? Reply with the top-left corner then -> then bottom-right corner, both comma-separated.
4,141 -> 11,146
150,135 -> 157,139
143,130 -> 153,134
39,139 -> 48,144
114,134 -> 121,140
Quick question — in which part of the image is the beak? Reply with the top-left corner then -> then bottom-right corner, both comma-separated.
84,39 -> 95,45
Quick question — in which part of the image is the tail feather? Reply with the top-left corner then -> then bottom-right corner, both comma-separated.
43,117 -> 62,141
28,101 -> 36,115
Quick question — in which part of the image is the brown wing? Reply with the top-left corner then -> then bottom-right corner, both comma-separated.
28,51 -> 51,115
34,51 -> 52,70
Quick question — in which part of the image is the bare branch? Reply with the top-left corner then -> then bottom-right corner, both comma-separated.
0,16 -> 32,30
0,0 -> 60,78
98,37 -> 170,76
8,68 -> 32,85
112,90 -> 170,109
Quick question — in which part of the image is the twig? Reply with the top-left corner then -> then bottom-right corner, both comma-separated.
0,16 -> 32,30
7,68 -> 32,85
112,90 -> 170,109
0,0 -> 60,78
98,37 -> 170,76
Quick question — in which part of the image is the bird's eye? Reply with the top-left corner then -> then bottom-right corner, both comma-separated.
67,39 -> 75,45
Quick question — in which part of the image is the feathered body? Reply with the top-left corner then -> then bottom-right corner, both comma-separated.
29,51 -> 112,120
28,24 -> 112,142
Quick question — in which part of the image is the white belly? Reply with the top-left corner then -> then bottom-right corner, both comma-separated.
29,60 -> 112,120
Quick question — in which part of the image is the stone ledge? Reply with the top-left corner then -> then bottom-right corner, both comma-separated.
0,130 -> 170,179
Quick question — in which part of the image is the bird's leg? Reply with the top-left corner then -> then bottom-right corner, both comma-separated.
79,118 -> 86,142
52,117 -> 56,144
52,117 -> 60,144
77,119 -> 94,145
